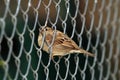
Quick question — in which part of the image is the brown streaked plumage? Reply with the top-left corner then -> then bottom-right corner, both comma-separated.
38,26 -> 95,58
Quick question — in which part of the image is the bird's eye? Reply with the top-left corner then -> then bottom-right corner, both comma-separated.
45,28 -> 48,31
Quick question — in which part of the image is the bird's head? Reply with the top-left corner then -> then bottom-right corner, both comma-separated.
39,27 -> 53,34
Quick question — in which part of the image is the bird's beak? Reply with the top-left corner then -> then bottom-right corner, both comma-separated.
39,27 -> 46,34
39,28 -> 43,33
39,27 -> 44,33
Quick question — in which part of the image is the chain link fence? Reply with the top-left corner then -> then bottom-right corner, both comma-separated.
0,0 -> 120,80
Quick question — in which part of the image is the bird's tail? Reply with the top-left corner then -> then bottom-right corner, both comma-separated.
70,49 -> 95,57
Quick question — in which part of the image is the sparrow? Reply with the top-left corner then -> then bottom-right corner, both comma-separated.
38,26 -> 95,58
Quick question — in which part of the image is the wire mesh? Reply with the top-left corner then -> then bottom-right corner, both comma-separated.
0,0 -> 120,80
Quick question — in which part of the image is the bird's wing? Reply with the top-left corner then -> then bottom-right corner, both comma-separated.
45,31 -> 80,50
53,36 -> 80,50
